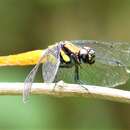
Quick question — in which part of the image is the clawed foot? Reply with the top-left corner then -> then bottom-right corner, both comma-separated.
52,80 -> 64,92
76,80 -> 86,85
76,80 -> 89,91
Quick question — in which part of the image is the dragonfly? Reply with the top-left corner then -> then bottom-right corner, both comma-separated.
0,40 -> 130,102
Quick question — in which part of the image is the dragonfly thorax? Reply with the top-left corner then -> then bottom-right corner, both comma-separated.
60,43 -> 95,65
79,47 -> 95,64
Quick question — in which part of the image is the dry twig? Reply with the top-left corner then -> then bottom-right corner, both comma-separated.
0,81 -> 130,104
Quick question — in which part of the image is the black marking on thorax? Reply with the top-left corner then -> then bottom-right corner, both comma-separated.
60,44 -> 80,65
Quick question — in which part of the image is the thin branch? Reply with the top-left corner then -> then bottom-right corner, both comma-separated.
0,81 -> 130,104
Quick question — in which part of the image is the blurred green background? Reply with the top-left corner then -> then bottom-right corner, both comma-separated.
0,0 -> 130,130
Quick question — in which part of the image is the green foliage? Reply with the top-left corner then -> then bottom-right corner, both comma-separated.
0,0 -> 130,130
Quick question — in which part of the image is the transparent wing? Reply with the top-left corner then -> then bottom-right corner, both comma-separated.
42,44 -> 61,82
56,63 -> 129,87
79,63 -> 129,87
23,43 -> 61,102
23,49 -> 48,103
71,40 -> 130,68
56,40 -> 130,87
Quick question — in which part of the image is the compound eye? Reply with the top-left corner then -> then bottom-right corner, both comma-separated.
79,49 -> 88,63
80,47 -> 95,64
88,49 -> 95,64
81,54 -> 87,62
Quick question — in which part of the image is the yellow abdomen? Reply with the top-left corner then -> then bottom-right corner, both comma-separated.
0,50 -> 43,66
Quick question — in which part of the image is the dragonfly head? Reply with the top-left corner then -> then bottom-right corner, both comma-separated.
79,47 -> 95,64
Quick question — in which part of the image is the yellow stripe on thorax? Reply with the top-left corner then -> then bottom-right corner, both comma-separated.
64,42 -> 80,54
60,50 -> 70,62
0,50 -> 44,66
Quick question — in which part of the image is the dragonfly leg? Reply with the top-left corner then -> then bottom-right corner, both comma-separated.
52,74 -> 64,91
74,64 -> 80,82
74,65 -> 89,91
52,83 -> 57,92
